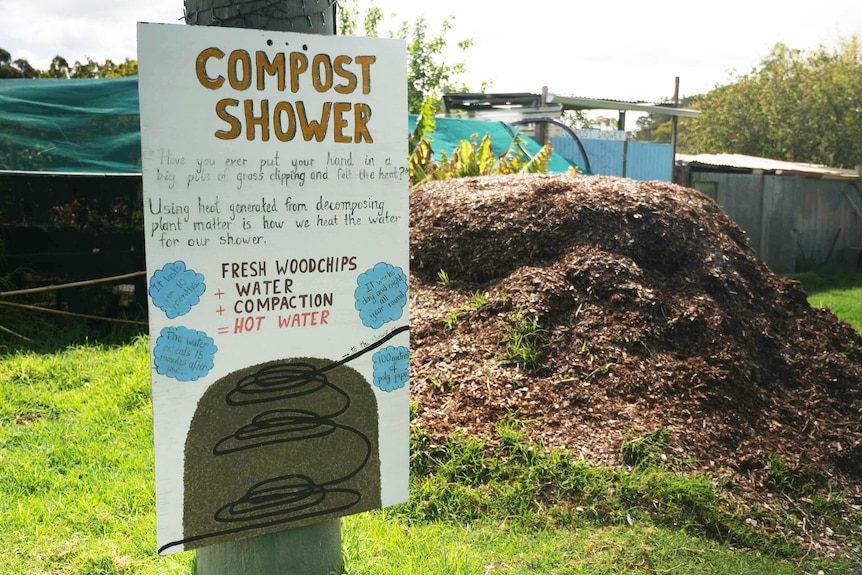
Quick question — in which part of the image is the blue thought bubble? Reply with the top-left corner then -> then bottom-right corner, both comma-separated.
149,261 -> 206,319
153,326 -> 217,382
372,346 -> 409,392
354,262 -> 408,329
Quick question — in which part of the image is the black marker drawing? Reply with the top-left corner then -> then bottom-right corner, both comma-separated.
158,325 -> 407,554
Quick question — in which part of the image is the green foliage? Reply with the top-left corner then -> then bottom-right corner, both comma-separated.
501,304 -> 547,373
442,290 -> 487,330
337,0 -> 383,37
618,468 -> 729,540
560,109 -> 594,130
427,376 -> 457,393
442,312 -> 459,331
679,37 -> 862,167
436,268 -> 452,289
408,102 -> 555,186
621,428 -> 672,468
397,16 -> 472,114
0,48 -> 39,78
633,96 -> 697,143
68,57 -> 138,79
765,454 -> 814,495
408,97 -> 437,153
468,290 -> 488,310
337,1 -> 476,113
0,48 -> 137,79
810,487 -> 846,516
402,424 -> 826,561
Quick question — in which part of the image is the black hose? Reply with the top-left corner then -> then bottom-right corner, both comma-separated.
505,118 -> 593,174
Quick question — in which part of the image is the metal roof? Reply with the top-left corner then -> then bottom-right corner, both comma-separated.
442,92 -> 543,110
442,92 -> 701,119
677,153 -> 859,180
545,94 -> 701,118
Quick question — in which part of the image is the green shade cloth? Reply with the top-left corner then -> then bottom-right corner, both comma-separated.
0,76 -> 576,174
408,114 -> 578,174
0,77 -> 142,173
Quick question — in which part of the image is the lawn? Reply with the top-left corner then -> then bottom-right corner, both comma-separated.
797,265 -> 862,333
0,267 -> 861,574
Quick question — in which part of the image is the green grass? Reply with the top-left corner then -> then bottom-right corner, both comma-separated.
797,264 -> 862,332
0,337 -> 190,574
501,304 -> 548,373
437,268 -> 453,289
443,290 -> 487,330
0,304 -> 147,355
3,265 -> 862,573
344,513 -> 823,575
1,337 -> 859,573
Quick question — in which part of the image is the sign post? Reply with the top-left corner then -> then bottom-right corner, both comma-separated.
137,22 -> 409,573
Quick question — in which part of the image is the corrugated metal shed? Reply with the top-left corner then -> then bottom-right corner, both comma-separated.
676,153 -> 862,272
677,153 -> 859,181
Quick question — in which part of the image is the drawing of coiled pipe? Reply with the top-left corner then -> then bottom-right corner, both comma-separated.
174,356 -> 381,553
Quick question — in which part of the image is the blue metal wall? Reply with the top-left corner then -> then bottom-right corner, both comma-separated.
551,138 -> 673,181
627,142 -> 673,181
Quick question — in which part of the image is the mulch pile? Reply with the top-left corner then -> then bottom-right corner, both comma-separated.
408,173 -> 862,551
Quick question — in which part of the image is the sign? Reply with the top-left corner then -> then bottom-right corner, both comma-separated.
137,23 -> 408,555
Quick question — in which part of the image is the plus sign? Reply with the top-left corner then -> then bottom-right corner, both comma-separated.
216,306 -> 225,316
214,288 -> 225,299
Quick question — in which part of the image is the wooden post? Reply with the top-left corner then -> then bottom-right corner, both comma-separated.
671,76 -> 680,181
535,86 -> 549,145
182,2 -> 341,573
193,521 -> 343,575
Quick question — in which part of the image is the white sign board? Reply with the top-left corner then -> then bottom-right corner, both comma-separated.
137,23 -> 408,555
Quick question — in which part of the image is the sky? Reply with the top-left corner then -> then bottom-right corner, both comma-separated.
1,0 -> 861,103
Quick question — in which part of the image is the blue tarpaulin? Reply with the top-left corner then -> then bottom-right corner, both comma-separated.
407,115 -> 577,174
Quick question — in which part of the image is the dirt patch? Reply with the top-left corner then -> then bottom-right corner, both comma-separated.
409,173 -> 862,552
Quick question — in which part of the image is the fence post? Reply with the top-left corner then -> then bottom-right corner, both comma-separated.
193,521 -> 343,575
181,2 -> 342,573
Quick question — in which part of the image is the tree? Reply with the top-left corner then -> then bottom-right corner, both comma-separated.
0,49 -> 138,79
45,56 -> 70,78
0,49 -> 40,78
337,0 -> 383,36
337,0 -> 477,113
590,115 -> 621,132
69,58 -> 138,78
677,37 -> 862,168
560,110 -> 593,130
398,16 -> 473,114
633,96 -> 696,143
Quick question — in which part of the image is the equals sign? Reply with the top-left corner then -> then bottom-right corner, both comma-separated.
217,327 -> 230,335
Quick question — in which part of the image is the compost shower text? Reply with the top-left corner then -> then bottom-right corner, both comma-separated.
196,46 -> 376,144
